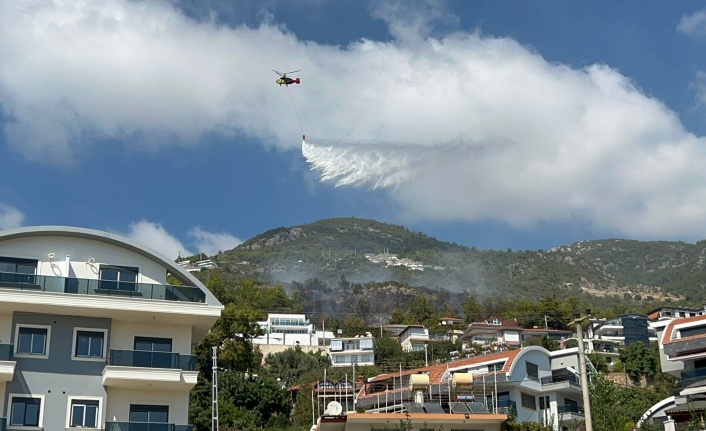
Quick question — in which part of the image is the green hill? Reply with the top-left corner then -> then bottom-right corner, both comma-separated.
204,218 -> 706,312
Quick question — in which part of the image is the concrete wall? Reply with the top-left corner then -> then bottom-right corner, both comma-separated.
0,235 -> 168,284
5,312 -> 110,431
105,387 -> 189,425
111,319 -> 192,354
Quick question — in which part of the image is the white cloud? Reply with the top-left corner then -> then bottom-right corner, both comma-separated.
125,220 -> 192,259
678,10 -> 706,38
3,1 -> 706,241
188,227 -> 242,256
0,204 -> 25,230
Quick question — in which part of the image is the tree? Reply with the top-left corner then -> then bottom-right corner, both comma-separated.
343,316 -> 368,336
264,346 -> 331,385
523,336 -> 559,351
462,296 -> 485,323
374,336 -> 404,371
389,308 -> 410,325
408,295 -> 437,326
590,372 -> 663,431
619,342 -> 659,381
194,303 -> 264,377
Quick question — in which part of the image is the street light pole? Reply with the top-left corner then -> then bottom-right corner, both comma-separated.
572,310 -> 593,431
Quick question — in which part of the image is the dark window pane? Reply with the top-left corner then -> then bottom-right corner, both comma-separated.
76,331 -> 104,357
10,403 -> 25,426
85,405 -> 98,427
71,405 -> 84,426
130,404 -> 169,423
18,327 -> 47,355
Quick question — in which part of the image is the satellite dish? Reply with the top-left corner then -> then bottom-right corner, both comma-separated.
325,401 -> 343,416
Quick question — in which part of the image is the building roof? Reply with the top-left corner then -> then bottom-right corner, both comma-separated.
663,314 -> 706,345
0,225 -> 222,307
366,349 -> 522,386
466,316 -> 522,331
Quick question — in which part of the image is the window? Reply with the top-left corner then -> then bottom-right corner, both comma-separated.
68,399 -> 99,428
329,340 -> 343,352
359,338 -> 374,350
0,257 -> 37,284
9,395 -> 43,427
361,354 -> 372,363
129,404 -> 168,423
15,325 -> 50,357
98,265 -> 138,291
134,336 -> 172,352
334,355 -> 345,363
73,328 -> 107,360
134,336 -> 173,368
521,393 -> 536,410
526,362 -> 539,380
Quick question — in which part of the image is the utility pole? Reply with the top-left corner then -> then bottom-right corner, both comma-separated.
212,346 -> 219,431
571,310 -> 593,431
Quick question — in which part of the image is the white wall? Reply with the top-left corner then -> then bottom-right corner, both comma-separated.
0,313 -> 11,345
105,387 -> 189,425
110,320 -> 192,354
0,236 -> 168,284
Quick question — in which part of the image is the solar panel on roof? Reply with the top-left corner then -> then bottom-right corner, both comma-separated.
448,402 -> 471,414
466,402 -> 489,414
404,402 -> 426,413
424,403 -> 445,414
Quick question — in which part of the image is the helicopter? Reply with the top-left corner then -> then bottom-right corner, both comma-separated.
273,69 -> 301,86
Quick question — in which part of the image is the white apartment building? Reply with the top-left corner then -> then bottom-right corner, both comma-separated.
0,226 -> 223,431
329,336 -> 375,367
397,325 -> 430,352
254,313 -> 317,346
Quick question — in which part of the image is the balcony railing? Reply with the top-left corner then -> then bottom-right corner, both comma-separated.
106,423 -> 193,431
680,367 -> 706,388
109,350 -> 197,371
495,400 -> 517,416
0,344 -> 13,361
541,373 -> 580,386
0,271 -> 205,303
558,404 -> 584,414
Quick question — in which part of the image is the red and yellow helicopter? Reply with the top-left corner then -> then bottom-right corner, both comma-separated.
273,69 -> 301,86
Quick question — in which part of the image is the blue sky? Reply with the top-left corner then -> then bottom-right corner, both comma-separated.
3,0 -> 706,258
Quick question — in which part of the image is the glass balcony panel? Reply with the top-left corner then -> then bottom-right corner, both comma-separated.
558,404 -> 583,414
106,423 -> 179,431
0,344 -> 13,361
0,272 -> 204,302
110,350 -> 181,369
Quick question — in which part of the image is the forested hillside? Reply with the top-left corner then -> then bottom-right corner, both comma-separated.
194,218 -> 706,308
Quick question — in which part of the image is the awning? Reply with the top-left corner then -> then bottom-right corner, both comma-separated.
665,400 -> 706,414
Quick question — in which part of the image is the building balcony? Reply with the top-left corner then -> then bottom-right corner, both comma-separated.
541,374 -> 580,387
557,404 -> 585,423
102,350 -> 198,390
0,344 -> 15,383
664,337 -> 706,359
106,423 -> 193,431
495,400 -> 517,416
0,271 -> 205,303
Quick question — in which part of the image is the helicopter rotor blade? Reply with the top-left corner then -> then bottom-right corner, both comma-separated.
272,70 -> 285,76
284,70 -> 301,75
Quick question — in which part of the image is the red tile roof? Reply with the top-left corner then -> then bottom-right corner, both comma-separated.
358,350 -> 522,400
663,314 -> 706,344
